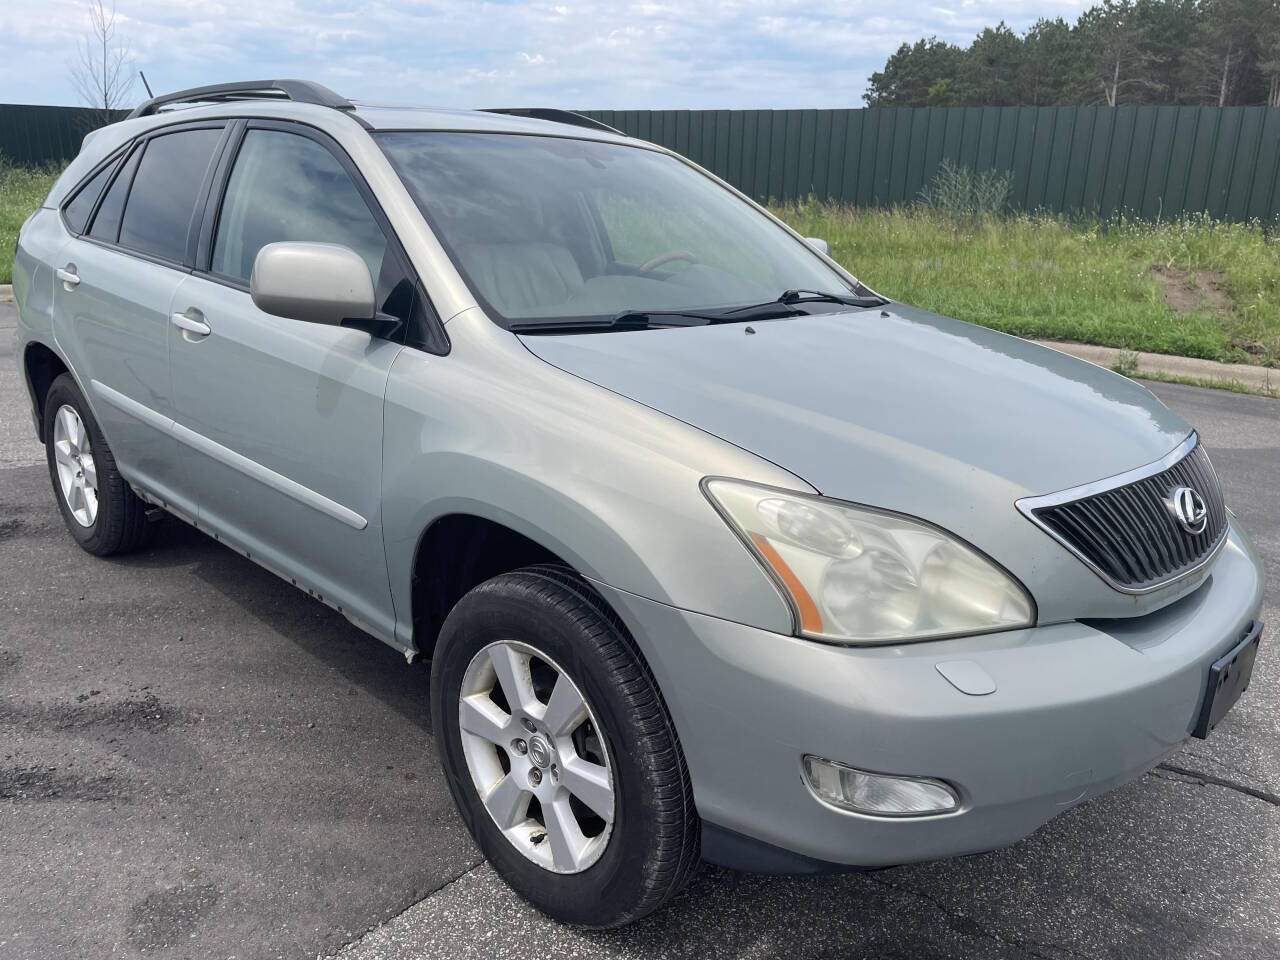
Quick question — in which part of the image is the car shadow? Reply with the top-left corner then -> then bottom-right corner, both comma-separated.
109,514 -> 434,733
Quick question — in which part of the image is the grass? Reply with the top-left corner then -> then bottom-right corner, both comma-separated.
0,162 -> 59,285
770,201 -> 1280,366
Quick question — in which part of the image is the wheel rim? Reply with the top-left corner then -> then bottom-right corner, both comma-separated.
52,404 -> 98,528
459,640 -> 616,874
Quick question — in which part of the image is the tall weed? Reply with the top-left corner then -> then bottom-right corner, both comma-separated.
917,160 -> 1013,220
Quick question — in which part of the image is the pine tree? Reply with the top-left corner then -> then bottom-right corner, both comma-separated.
859,0 -> 1280,107
864,37 -> 964,106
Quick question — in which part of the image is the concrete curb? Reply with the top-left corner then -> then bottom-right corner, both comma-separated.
1031,339 -> 1278,398
0,284 -> 12,303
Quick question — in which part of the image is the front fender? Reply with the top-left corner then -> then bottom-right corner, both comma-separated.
381,309 -> 811,649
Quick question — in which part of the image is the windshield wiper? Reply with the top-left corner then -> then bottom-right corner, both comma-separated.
511,304 -> 802,334
509,315 -> 652,334
611,304 -> 805,326
722,289 -> 887,315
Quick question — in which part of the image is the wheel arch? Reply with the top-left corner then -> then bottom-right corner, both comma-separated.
410,510 -> 571,660
405,485 -> 677,653
23,339 -> 71,444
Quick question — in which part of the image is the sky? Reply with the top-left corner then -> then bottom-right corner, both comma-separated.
2,0 -> 1096,111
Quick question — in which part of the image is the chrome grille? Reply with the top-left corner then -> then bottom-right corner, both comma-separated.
1019,437 -> 1227,593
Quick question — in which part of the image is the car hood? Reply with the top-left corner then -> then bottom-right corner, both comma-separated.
520,304 -> 1204,621
520,304 -> 1190,506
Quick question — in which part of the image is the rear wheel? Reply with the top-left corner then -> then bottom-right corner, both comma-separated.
431,565 -> 699,927
43,373 -> 148,556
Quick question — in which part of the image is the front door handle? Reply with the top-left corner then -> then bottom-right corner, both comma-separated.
170,309 -> 211,339
56,265 -> 80,288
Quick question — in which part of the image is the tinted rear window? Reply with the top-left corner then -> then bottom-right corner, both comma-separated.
63,158 -> 119,234
88,148 -> 140,243
118,128 -> 223,262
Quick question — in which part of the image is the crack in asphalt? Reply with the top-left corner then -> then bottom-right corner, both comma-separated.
865,874 -> 1092,960
1151,762 -> 1280,807
329,859 -> 489,957
1175,747 -> 1267,785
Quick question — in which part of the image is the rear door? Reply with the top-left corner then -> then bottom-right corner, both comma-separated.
52,123 -> 228,517
167,120 -> 420,641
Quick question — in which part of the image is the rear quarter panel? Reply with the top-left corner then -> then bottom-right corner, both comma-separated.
13,209 -> 73,430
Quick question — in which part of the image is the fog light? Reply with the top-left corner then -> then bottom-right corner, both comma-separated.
802,755 -> 959,817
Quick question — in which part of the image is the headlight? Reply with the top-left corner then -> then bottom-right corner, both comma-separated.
703,479 -> 1034,644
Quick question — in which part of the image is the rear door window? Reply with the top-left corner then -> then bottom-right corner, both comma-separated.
117,128 -> 224,263
87,148 -> 140,243
63,157 -> 120,235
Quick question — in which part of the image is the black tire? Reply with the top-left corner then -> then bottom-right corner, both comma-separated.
431,565 -> 700,928
43,373 -> 148,556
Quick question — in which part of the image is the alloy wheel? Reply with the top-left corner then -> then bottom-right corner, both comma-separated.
52,404 -> 98,527
458,639 -> 615,873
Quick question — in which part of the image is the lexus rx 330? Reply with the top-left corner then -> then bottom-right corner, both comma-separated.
12,80 -> 1265,928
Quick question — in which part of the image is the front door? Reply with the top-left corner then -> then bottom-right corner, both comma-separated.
167,122 -> 413,641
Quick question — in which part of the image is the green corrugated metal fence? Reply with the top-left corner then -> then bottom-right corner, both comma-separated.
5,102 -> 1279,220
0,104 -> 127,166
584,106 -> 1280,221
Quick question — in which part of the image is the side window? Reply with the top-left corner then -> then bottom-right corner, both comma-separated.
63,157 -> 119,235
88,148 -> 140,243
211,129 -> 387,286
118,128 -> 223,262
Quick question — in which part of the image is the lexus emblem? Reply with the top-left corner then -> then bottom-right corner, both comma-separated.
1170,486 -> 1208,535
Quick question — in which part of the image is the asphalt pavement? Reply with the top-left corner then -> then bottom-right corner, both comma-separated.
2,300 -> 1277,959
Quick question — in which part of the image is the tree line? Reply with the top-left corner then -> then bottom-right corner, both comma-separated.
864,0 -> 1280,108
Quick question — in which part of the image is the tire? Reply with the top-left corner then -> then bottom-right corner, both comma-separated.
431,565 -> 700,927
43,373 -> 148,556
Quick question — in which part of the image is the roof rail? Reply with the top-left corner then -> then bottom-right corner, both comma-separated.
127,79 -> 354,119
482,108 -> 624,136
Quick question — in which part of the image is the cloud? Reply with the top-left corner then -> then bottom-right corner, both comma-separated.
1,0 -> 1096,110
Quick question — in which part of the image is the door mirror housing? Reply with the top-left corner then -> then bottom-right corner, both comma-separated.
250,242 -> 376,326
805,237 -> 830,256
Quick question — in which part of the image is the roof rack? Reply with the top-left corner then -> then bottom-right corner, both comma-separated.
482,108 -> 624,136
127,79 -> 355,119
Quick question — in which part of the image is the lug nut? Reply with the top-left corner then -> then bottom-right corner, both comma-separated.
550,764 -> 559,782
528,768 -> 542,786
521,718 -> 537,733
512,739 -> 528,755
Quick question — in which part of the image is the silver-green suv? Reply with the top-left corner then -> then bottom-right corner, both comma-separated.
13,80 -> 1265,928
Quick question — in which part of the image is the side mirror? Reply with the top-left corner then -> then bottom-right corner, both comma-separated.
805,237 -> 830,256
250,242 -> 375,326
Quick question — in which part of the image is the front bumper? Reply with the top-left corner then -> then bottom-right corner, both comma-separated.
594,518 -> 1264,870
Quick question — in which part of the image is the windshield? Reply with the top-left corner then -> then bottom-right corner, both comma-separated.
375,132 -> 858,328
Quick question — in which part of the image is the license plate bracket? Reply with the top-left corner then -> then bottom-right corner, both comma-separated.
1192,620 -> 1263,740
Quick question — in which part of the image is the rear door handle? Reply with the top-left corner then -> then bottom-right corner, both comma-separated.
170,310 -> 211,338
56,265 -> 80,287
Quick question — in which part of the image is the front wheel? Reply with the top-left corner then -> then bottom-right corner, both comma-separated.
430,565 -> 699,927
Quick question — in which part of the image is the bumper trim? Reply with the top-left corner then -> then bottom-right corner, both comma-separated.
701,822 -> 875,875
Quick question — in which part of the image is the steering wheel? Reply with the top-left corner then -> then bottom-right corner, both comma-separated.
638,249 -> 698,275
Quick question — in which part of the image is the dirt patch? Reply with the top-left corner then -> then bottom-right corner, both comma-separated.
0,766 -> 128,802
1150,264 -> 1230,316
0,690 -> 189,735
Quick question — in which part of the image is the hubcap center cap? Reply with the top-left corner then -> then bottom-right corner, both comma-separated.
527,735 -> 552,768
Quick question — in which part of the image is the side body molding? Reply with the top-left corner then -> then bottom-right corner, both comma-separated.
90,379 -> 368,530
